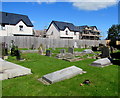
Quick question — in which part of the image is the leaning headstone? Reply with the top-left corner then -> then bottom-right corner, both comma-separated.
46,50 -> 51,56
38,66 -> 86,84
68,47 -> 74,54
90,58 -> 112,67
38,47 -> 43,55
60,49 -> 66,54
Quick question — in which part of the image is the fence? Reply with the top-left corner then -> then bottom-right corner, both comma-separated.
0,36 -> 106,49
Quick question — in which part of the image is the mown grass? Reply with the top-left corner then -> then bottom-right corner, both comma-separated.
2,48 -> 119,96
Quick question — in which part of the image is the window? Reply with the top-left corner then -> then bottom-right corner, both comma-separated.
74,32 -> 76,35
1,24 -> 5,30
51,31 -> 53,35
66,31 -> 68,35
19,25 -> 23,31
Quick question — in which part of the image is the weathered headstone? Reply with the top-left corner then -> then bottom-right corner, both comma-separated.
46,50 -> 51,56
38,44 -> 44,55
90,58 -> 112,67
38,66 -> 86,84
60,49 -> 66,54
74,42 -> 78,48
92,46 -> 98,51
0,43 -> 2,58
99,46 -> 110,58
68,47 -> 74,54
38,47 -> 44,55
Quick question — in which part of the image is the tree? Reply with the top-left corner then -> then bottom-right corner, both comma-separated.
107,24 -> 120,41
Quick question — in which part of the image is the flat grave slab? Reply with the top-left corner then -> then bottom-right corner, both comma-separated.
0,58 -> 32,80
38,66 -> 86,84
20,50 -> 39,53
63,57 -> 83,62
82,49 -> 94,54
90,58 -> 112,67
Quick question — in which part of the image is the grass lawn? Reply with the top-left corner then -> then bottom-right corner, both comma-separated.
2,48 -> 119,96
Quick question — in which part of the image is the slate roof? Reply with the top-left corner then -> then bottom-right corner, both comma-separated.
52,21 -> 80,32
51,21 -> 98,32
0,12 -> 33,27
89,26 -> 98,30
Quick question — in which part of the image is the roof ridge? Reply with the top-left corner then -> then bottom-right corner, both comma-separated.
0,11 -> 28,17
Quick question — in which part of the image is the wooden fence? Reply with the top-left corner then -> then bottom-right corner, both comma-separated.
0,36 -> 106,49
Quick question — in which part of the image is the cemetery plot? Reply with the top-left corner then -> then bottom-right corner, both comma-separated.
90,58 -> 112,67
63,57 -> 83,62
0,58 -> 32,80
38,66 -> 86,84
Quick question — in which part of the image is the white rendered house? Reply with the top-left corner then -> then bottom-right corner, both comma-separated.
0,12 -> 34,36
46,21 -> 101,40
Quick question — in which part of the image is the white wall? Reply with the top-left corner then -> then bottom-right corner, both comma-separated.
60,28 -> 79,39
47,25 -> 80,39
0,21 -> 33,36
46,23 -> 60,39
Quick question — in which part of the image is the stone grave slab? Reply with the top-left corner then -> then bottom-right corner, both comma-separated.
20,50 -> 39,53
63,57 -> 83,62
90,58 -> 112,67
82,49 -> 94,54
38,66 -> 86,84
60,49 -> 66,54
0,58 -> 32,80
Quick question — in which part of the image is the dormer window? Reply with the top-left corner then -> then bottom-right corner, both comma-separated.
19,25 -> 23,31
1,24 -> 5,30
66,30 -> 68,35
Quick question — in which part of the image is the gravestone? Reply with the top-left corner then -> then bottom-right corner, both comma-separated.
46,50 -> 51,56
56,53 -> 74,59
99,46 -> 110,58
0,43 -> 2,58
68,47 -> 74,54
74,42 -> 78,48
38,47 -> 43,55
0,58 -> 32,80
82,49 -> 94,54
15,47 -> 21,60
31,44 -> 35,50
90,58 -> 112,67
46,45 -> 50,49
20,50 -> 39,53
63,53 -> 74,59
60,49 -> 66,54
92,46 -> 98,51
38,44 -> 44,55
38,66 -> 86,84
